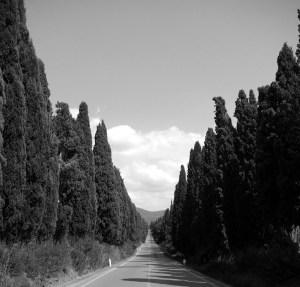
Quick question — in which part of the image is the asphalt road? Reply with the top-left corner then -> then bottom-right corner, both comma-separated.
65,234 -> 228,287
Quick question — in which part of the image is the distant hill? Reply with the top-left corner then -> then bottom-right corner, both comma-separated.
137,207 -> 165,225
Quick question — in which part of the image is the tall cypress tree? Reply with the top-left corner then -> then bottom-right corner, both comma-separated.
197,128 -> 225,261
234,90 -> 258,248
0,0 -> 27,242
182,142 -> 202,255
0,69 -> 6,233
213,97 -> 238,252
34,60 -> 59,241
93,121 -> 121,244
75,102 -> 97,236
0,69 -> 6,187
257,44 -> 300,239
114,167 -> 129,244
296,9 -> 300,64
53,102 -> 84,239
171,165 -> 187,252
0,0 -> 58,242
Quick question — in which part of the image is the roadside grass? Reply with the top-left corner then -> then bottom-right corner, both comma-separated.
194,242 -> 300,287
0,238 -> 140,287
156,238 -> 300,287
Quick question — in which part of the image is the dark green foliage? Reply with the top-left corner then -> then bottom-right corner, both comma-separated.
114,167 -> 131,244
213,96 -> 238,252
75,102 -> 97,236
0,0 -> 27,242
93,121 -> 121,244
257,43 -> 300,239
53,105 -> 147,244
0,69 -> 6,187
171,165 -> 187,252
151,208 -> 172,244
54,102 -> 92,238
233,90 -> 258,248
196,128 -> 225,261
53,102 -> 76,240
296,9 -> 300,64
0,0 -> 59,242
182,142 -> 202,255
0,70 -> 6,234
129,203 -> 148,243
27,60 -> 59,242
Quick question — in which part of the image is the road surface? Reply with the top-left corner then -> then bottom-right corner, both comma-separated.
64,234 -> 228,287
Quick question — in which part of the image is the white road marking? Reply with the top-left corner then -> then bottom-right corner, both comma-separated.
65,245 -> 142,287
79,268 -> 117,287
118,260 -> 129,267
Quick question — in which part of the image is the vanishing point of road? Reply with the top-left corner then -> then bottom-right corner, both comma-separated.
64,234 -> 228,287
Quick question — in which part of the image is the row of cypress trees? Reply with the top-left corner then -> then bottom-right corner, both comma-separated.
0,0 -> 147,246
151,10 -> 300,263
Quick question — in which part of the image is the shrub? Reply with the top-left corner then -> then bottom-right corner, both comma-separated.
85,241 -> 106,270
235,235 -> 300,282
11,275 -> 31,287
33,241 -> 71,278
70,248 -> 87,275
0,237 -> 141,285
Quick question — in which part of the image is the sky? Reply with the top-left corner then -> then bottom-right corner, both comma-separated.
25,0 -> 299,211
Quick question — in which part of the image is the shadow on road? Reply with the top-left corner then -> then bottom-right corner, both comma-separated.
122,253 -> 209,286
123,278 -> 208,286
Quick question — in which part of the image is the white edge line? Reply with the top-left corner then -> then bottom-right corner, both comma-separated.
66,247 -> 140,287
80,267 -> 117,287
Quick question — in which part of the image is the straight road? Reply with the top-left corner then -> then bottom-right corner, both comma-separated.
64,234 -> 228,287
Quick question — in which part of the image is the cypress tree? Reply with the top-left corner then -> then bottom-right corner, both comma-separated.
197,128 -> 225,261
53,102 -> 86,239
257,44 -> 300,239
213,97 -> 238,252
93,121 -> 121,244
114,167 -> 129,244
34,60 -> 59,241
182,142 -> 202,255
234,90 -> 258,248
75,102 -> 97,236
171,165 -> 187,252
0,69 -> 6,233
0,69 -> 6,187
0,0 -> 27,242
0,0 -> 59,242
113,167 -> 147,244
296,9 -> 300,64
151,208 -> 171,244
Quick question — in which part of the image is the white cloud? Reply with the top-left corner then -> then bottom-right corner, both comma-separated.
70,108 -> 79,118
68,109 -> 203,211
107,125 -> 204,211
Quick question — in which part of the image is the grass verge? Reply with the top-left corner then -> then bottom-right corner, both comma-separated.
0,238 -> 140,287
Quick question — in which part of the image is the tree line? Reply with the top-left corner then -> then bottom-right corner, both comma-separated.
151,10 -> 300,264
0,0 -> 147,246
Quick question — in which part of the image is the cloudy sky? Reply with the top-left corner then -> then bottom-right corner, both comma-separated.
25,0 -> 299,210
